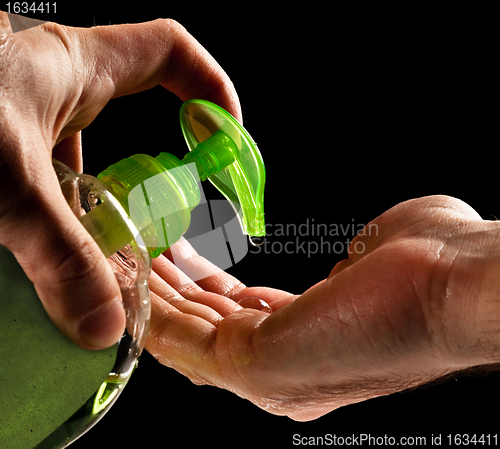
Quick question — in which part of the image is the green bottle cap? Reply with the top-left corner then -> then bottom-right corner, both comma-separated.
98,152 -> 199,258
95,100 -> 266,258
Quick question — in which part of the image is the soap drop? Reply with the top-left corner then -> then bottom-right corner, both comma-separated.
238,297 -> 272,313
249,235 -> 266,247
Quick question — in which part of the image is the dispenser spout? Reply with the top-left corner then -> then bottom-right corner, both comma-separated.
180,100 -> 266,239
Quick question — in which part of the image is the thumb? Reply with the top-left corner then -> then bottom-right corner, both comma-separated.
1,156 -> 125,350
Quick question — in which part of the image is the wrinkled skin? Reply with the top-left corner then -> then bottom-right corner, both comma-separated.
146,195 -> 500,420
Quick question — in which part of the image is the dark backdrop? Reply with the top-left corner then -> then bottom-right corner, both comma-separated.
12,4 -> 498,447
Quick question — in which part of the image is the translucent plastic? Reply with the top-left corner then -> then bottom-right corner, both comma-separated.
36,160 -> 152,448
98,152 -> 201,258
180,100 -> 266,238
95,100 -> 266,259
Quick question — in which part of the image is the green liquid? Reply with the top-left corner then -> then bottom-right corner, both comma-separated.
35,372 -> 132,449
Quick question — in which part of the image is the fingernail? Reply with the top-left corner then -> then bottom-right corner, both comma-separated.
78,299 -> 125,350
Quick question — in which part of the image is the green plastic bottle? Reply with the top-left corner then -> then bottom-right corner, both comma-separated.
0,100 -> 265,448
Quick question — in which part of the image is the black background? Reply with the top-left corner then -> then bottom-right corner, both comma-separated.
7,3 -> 499,447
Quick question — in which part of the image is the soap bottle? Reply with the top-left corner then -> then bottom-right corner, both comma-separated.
0,100 -> 265,448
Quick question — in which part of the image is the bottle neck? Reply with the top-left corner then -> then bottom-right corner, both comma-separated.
181,130 -> 239,181
97,153 -> 201,258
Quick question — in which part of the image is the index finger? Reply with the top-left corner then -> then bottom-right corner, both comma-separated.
163,238 -> 297,309
77,19 -> 242,121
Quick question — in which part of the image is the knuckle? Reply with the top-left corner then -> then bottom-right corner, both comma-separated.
0,171 -> 45,247
39,22 -> 71,49
157,18 -> 187,36
48,238 -> 100,286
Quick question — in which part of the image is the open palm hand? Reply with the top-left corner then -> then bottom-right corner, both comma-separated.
147,195 -> 500,420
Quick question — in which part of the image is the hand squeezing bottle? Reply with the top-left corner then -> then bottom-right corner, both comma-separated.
0,100 -> 265,448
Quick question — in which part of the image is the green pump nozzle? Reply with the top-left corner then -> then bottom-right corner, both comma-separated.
85,100 -> 265,258
180,100 -> 266,240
